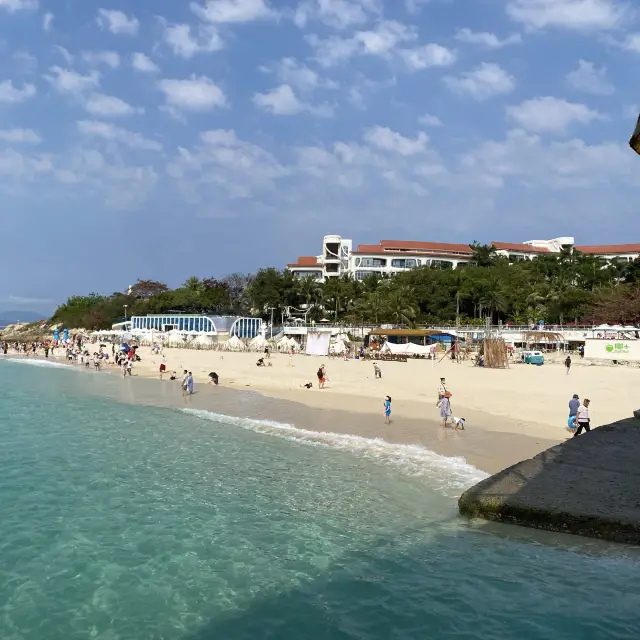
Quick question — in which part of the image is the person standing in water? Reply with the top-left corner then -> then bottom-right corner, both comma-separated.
187,372 -> 194,395
384,396 -> 391,425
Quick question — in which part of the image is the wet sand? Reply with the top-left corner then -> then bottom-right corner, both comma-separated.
47,357 -> 558,475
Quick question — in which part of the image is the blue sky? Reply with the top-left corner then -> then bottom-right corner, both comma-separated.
0,0 -> 639,314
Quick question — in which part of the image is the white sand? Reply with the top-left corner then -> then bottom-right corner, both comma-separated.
131,346 -> 636,442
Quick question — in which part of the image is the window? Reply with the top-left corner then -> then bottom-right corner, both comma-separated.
391,258 -> 418,269
359,258 -> 387,268
430,260 -> 453,270
355,270 -> 382,280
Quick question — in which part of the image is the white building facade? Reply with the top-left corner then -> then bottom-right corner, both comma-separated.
287,235 -> 640,282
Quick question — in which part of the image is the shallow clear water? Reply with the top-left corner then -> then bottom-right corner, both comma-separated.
1,359 -> 639,640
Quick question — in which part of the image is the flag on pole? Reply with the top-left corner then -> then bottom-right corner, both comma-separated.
630,112 -> 640,155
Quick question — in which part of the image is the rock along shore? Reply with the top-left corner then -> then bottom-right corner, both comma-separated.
458,417 -> 640,544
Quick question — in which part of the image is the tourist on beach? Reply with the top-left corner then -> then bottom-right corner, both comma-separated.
564,355 -> 572,374
159,361 -> 166,380
574,399 -> 591,436
317,365 -> 326,389
125,360 -> 133,376
453,416 -> 466,430
437,377 -> 447,401
384,395 -> 391,425
181,369 -> 189,394
208,371 -> 219,385
569,394 -> 580,419
187,372 -> 194,394
438,394 -> 452,428
373,362 -> 382,379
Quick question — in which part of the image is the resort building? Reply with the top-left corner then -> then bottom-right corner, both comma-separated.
287,235 -> 640,281
124,315 -> 263,339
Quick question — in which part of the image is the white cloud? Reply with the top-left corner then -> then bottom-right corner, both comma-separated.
363,126 -> 429,155
191,0 -> 276,23
506,97 -> 604,132
0,128 -> 41,144
0,0 -> 37,12
163,22 -> 223,58
293,0 -> 381,29
621,32 -> 640,52
253,84 -> 303,114
418,113 -> 442,126
460,128 -> 633,190
84,93 -> 144,117
158,76 -> 227,111
566,60 -> 614,95
506,0 -> 626,31
131,53 -> 159,73
308,20 -> 416,66
97,8 -> 139,35
53,45 -> 74,65
454,28 -> 522,48
42,11 -> 53,30
444,63 -> 515,100
5,295 -> 53,305
262,57 -> 337,92
252,83 -> 333,116
0,79 -> 36,103
400,43 -> 456,70
81,50 -> 121,69
44,67 -> 100,94
77,120 -> 162,151
166,128 -> 286,200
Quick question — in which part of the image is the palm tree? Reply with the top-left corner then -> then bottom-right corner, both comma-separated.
183,276 -> 204,294
479,277 -> 507,323
470,242 -> 497,267
384,286 -> 417,326
296,276 -> 320,309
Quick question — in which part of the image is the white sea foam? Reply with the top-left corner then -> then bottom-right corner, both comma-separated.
4,358 -> 75,369
182,408 -> 488,496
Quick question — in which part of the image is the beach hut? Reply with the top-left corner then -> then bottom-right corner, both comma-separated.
223,335 -> 245,351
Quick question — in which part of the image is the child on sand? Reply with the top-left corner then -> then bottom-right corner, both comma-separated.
384,396 -> 391,424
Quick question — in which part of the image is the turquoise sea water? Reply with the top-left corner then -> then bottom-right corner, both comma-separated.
1,359 -> 640,640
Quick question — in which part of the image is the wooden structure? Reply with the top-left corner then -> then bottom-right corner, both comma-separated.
367,328 -> 455,348
521,331 -> 565,349
481,338 -> 509,369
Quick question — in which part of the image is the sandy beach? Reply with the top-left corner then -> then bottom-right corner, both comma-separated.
75,344 -> 633,474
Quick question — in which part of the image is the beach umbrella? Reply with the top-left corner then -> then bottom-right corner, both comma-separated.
630,112 -> 640,155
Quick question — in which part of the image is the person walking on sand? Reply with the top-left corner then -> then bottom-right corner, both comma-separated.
317,365 -> 326,389
384,396 -> 391,425
574,398 -> 591,436
181,369 -> 189,395
187,372 -> 194,395
373,362 -> 382,379
568,394 -> 580,419
437,393 -> 452,429
564,355 -> 572,375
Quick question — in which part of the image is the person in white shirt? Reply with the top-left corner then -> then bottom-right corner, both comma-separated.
453,416 -> 466,430
574,398 -> 591,436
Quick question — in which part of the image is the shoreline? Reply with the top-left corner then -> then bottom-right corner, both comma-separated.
2,353 -> 560,475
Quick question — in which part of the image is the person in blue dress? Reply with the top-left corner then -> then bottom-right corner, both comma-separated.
384,396 -> 391,425
187,371 -> 194,395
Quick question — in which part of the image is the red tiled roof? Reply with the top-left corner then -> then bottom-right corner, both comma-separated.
354,244 -> 385,254
379,240 -> 473,254
287,256 -> 319,267
575,244 -> 640,255
352,250 -> 470,260
492,242 -> 550,254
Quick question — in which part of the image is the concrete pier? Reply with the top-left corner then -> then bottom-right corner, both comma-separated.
459,417 -> 640,544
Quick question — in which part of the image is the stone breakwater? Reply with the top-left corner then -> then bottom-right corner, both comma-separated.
458,417 -> 640,544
